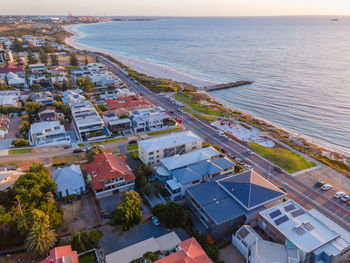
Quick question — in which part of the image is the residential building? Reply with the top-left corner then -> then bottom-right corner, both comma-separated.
38,106 -> 64,121
28,63 -> 46,72
28,74 -> 52,89
31,91 -> 54,105
0,64 -> 25,78
0,114 -> 10,139
155,237 -> 212,263
29,120 -> 71,146
52,165 -> 86,198
6,72 -> 25,86
100,88 -> 136,100
0,91 -> 20,107
186,170 -> 286,241
130,107 -> 174,133
138,130 -> 203,166
232,225 -> 300,263
85,152 -> 135,198
0,167 -> 24,191
40,245 -> 78,263
165,155 -> 235,201
62,89 -> 85,105
103,113 -> 132,135
105,232 -> 181,263
258,200 -> 350,263
106,95 -> 151,111
70,100 -> 110,141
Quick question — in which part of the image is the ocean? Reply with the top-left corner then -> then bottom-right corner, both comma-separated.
69,17 -> 350,155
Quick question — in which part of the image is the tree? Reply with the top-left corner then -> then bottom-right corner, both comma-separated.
15,54 -> 23,65
12,38 -> 23,52
70,229 -> 103,253
30,83 -> 41,92
12,138 -> 29,147
153,181 -> 163,195
84,56 -> 89,65
44,42 -> 55,53
86,146 -> 104,163
83,76 -> 94,92
27,50 -> 38,65
50,54 -> 59,66
76,77 -> 85,87
54,80 -> 61,90
152,202 -> 192,229
110,201 -> 142,231
25,101 -> 42,115
24,222 -> 57,258
39,48 -> 48,64
70,52 -> 79,66
234,164 -> 244,174
120,191 -> 142,210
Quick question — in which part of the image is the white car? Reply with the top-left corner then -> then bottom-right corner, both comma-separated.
216,130 -> 224,136
321,184 -> 332,191
334,191 -> 345,198
341,194 -> 350,202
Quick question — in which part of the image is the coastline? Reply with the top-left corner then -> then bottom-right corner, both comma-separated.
63,24 -> 217,88
63,23 -> 350,160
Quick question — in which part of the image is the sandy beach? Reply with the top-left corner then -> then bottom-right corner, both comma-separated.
64,24 -> 217,88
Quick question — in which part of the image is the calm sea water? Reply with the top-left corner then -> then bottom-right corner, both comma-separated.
73,17 -> 350,154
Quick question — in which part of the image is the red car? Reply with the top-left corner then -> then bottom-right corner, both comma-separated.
175,117 -> 182,123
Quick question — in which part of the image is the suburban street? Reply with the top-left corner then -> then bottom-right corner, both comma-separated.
91,52 -> 350,231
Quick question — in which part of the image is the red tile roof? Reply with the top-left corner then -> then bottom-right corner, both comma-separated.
85,152 -> 136,191
0,64 -> 25,74
106,95 -> 151,110
40,245 -> 78,263
155,238 -> 212,263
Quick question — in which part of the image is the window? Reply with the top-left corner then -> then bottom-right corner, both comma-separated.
149,151 -> 154,155
149,156 -> 154,161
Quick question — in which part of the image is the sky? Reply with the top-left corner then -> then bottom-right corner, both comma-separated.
2,0 -> 350,17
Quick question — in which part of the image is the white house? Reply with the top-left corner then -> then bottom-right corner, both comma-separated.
29,120 -> 71,146
6,72 -> 25,86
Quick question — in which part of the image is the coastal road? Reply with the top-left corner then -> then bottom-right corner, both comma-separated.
89,52 -> 350,230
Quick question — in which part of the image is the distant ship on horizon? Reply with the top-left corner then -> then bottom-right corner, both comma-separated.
331,18 -> 339,21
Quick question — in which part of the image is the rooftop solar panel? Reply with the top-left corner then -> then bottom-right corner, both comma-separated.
304,222 -> 315,231
275,215 -> 289,225
291,209 -> 305,218
294,226 -> 306,235
284,204 -> 296,212
269,209 -> 282,219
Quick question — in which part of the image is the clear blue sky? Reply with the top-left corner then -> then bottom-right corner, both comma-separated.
2,0 -> 350,16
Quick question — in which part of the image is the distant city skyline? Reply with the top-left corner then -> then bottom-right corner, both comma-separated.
2,0 -> 350,16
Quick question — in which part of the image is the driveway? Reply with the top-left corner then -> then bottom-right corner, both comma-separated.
98,221 -> 190,255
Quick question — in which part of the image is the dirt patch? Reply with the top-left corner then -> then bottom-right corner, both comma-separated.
219,244 -> 245,263
6,117 -> 21,139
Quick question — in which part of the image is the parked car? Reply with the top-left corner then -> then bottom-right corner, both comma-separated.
334,192 -> 345,199
314,181 -> 325,188
73,149 -> 83,154
341,194 -> 350,202
129,140 -> 137,144
321,184 -> 332,191
151,216 -> 160,226
247,150 -> 254,155
274,166 -> 283,173
216,130 -> 224,136
228,153 -> 236,159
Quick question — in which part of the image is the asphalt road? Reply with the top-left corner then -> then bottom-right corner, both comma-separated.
92,52 -> 350,231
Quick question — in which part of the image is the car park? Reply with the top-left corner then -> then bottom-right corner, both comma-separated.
341,194 -> 350,202
334,192 -> 345,199
151,216 -> 160,226
321,184 -> 332,191
314,181 -> 324,188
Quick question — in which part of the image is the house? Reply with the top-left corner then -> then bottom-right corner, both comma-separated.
165,155 -> 236,201
0,63 -> 25,78
6,72 -> 25,86
106,95 -> 151,111
29,120 -> 71,146
52,165 -> 86,198
0,114 -> 10,139
100,88 -> 136,100
155,237 -> 212,263
232,225 -> 300,263
138,130 -> 203,166
85,152 -> 135,198
62,89 -> 85,105
28,74 -> 52,90
130,107 -> 174,133
31,91 -> 54,105
155,146 -> 222,181
0,167 -> 24,191
105,232 -> 181,263
38,106 -> 64,121
186,170 -> 286,241
40,245 -> 78,263
103,113 -> 132,135
70,100 -> 110,141
28,63 -> 46,72
258,200 -> 350,263
0,91 -> 20,107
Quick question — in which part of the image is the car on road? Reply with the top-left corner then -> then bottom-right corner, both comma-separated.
314,181 -> 325,188
228,153 -> 236,159
321,184 -> 332,191
334,192 -> 345,199
274,166 -> 283,173
247,150 -> 254,155
341,194 -> 350,202
73,149 -> 83,154
244,164 -> 252,170
216,130 -> 224,136
151,216 -> 160,226
190,116 -> 196,120
129,140 -> 137,144
278,186 -> 287,193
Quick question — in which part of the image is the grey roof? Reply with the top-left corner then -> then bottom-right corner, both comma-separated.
187,170 -> 286,225
217,170 -> 286,210
138,130 -> 202,152
52,165 -> 85,195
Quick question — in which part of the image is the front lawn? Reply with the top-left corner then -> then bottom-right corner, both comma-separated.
147,127 -> 183,136
127,143 -> 138,151
78,252 -> 97,263
183,108 -> 217,123
248,142 -> 316,173
90,137 -> 128,146
8,148 -> 32,155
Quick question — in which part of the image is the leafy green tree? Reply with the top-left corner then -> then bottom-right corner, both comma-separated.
152,202 -> 192,229
76,77 -> 85,87
44,43 -> 55,53
27,50 -> 38,65
120,190 -> 143,210
12,38 -> 23,52
30,84 -> 41,92
19,120 -> 30,134
83,76 -> 94,92
12,138 -> 29,147
39,48 -> 48,64
70,52 -> 79,66
54,80 -> 61,90
153,181 -> 163,194
110,201 -> 142,231
234,164 -> 244,174
50,54 -> 59,66
25,101 -> 42,115
70,229 -> 103,253
24,221 -> 57,258
86,146 -> 104,163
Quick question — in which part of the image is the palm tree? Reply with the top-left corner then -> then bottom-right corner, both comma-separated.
70,229 -> 89,253
24,222 -> 57,258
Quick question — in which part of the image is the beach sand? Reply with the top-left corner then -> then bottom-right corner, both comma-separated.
64,24 -> 217,88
